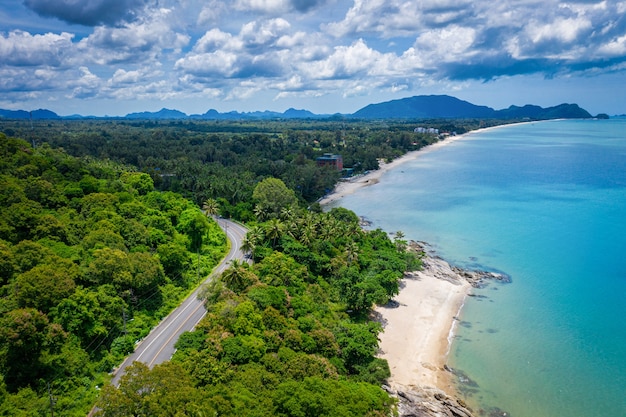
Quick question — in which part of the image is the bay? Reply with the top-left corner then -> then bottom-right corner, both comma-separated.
327,118 -> 626,417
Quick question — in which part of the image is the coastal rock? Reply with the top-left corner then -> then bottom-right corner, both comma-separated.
384,384 -> 475,417
407,240 -> 511,288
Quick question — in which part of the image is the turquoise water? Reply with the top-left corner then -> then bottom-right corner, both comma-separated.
327,119 -> 626,417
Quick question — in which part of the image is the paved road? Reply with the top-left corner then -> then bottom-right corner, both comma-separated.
109,218 -> 248,386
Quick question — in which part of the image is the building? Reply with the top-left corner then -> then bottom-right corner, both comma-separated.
316,153 -> 343,170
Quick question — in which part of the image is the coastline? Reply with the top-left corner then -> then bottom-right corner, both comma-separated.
319,123 -> 524,415
374,247 -> 508,417
375,253 -> 471,393
318,122 -> 530,206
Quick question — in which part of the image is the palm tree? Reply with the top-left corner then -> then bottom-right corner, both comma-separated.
264,218 -> 285,248
394,230 -> 407,251
202,198 -> 219,218
280,206 -> 295,222
254,205 -> 267,221
344,241 -> 359,265
221,259 -> 251,293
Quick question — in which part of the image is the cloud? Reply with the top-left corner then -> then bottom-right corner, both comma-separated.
78,7 -> 189,65
68,66 -> 102,98
301,39 -> 395,79
176,18 -> 293,81
234,0 -> 326,14
23,0 -> 147,26
0,30 -> 75,67
324,0 -> 476,38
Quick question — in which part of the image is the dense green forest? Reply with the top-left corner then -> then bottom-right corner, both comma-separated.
0,117 -> 492,415
0,134 -> 227,415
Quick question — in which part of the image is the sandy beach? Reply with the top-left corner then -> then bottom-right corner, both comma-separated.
375,255 -> 471,393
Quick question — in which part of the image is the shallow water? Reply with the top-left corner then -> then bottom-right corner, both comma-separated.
327,118 -> 626,417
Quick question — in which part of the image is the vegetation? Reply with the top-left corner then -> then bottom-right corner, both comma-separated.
96,194 -> 420,416
0,117 -> 444,415
0,134 -> 226,415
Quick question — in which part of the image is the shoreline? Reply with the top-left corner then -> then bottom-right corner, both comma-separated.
319,124 -> 524,415
318,121 -> 532,206
374,246 -> 508,417
375,253 -> 471,393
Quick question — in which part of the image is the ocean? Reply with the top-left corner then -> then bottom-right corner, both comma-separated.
326,118 -> 626,417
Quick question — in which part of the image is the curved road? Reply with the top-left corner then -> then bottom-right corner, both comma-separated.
110,218 -> 247,386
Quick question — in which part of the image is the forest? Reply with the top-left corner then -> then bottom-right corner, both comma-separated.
0,117 -> 495,415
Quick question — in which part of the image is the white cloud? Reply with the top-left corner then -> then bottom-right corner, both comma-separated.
598,34 -> 626,57
526,17 -> 592,44
0,31 -> 75,67
240,18 -> 292,47
413,26 -> 477,61
79,8 -> 190,65
235,0 -> 290,13
302,39 -> 394,79
193,29 -> 243,53
175,50 -> 240,78
68,66 -> 102,98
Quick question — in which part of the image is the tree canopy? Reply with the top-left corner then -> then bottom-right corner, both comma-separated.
0,134 -> 227,415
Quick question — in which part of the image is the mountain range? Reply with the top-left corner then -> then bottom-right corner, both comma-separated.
0,95 -> 597,121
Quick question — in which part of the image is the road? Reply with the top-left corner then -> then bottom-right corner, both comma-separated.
109,218 -> 248,386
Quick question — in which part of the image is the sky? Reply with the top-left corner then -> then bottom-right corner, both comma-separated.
0,0 -> 625,116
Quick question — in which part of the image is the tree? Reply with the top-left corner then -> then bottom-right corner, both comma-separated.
393,230 -> 407,251
177,208 -> 211,252
252,178 -> 298,219
157,241 -> 191,277
120,172 -> 154,195
15,257 -> 78,312
265,218 -> 285,248
0,308 -> 67,390
202,198 -> 220,218
220,259 -> 258,294
96,362 -> 214,416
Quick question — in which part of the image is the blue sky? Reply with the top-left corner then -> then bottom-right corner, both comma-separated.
1,0 -> 625,116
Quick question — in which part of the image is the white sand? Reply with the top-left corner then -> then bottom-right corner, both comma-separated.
375,257 -> 471,392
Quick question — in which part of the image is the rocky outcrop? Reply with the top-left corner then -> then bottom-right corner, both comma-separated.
408,241 -> 511,288
383,384 -> 474,417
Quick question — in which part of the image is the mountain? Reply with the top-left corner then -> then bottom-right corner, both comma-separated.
350,95 -> 593,120
126,108 -> 188,119
189,108 -> 324,120
0,95 -> 594,121
0,108 -> 60,119
352,95 -> 495,119
494,103 -> 592,119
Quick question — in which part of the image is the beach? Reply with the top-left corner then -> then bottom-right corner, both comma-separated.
375,254 -> 472,392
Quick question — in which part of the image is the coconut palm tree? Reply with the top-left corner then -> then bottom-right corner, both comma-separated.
344,241 -> 359,265
264,218 -> 285,248
221,259 -> 252,293
394,230 -> 407,251
202,198 -> 219,218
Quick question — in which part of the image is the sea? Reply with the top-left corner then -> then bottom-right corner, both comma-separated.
326,118 -> 626,417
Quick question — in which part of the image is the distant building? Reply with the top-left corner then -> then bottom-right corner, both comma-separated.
316,153 -> 343,170
414,127 -> 439,134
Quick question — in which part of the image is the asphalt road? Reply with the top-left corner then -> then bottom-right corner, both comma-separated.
109,218 -> 248,387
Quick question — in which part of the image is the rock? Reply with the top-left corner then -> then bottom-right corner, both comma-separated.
407,240 -> 512,289
386,384 -> 475,417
